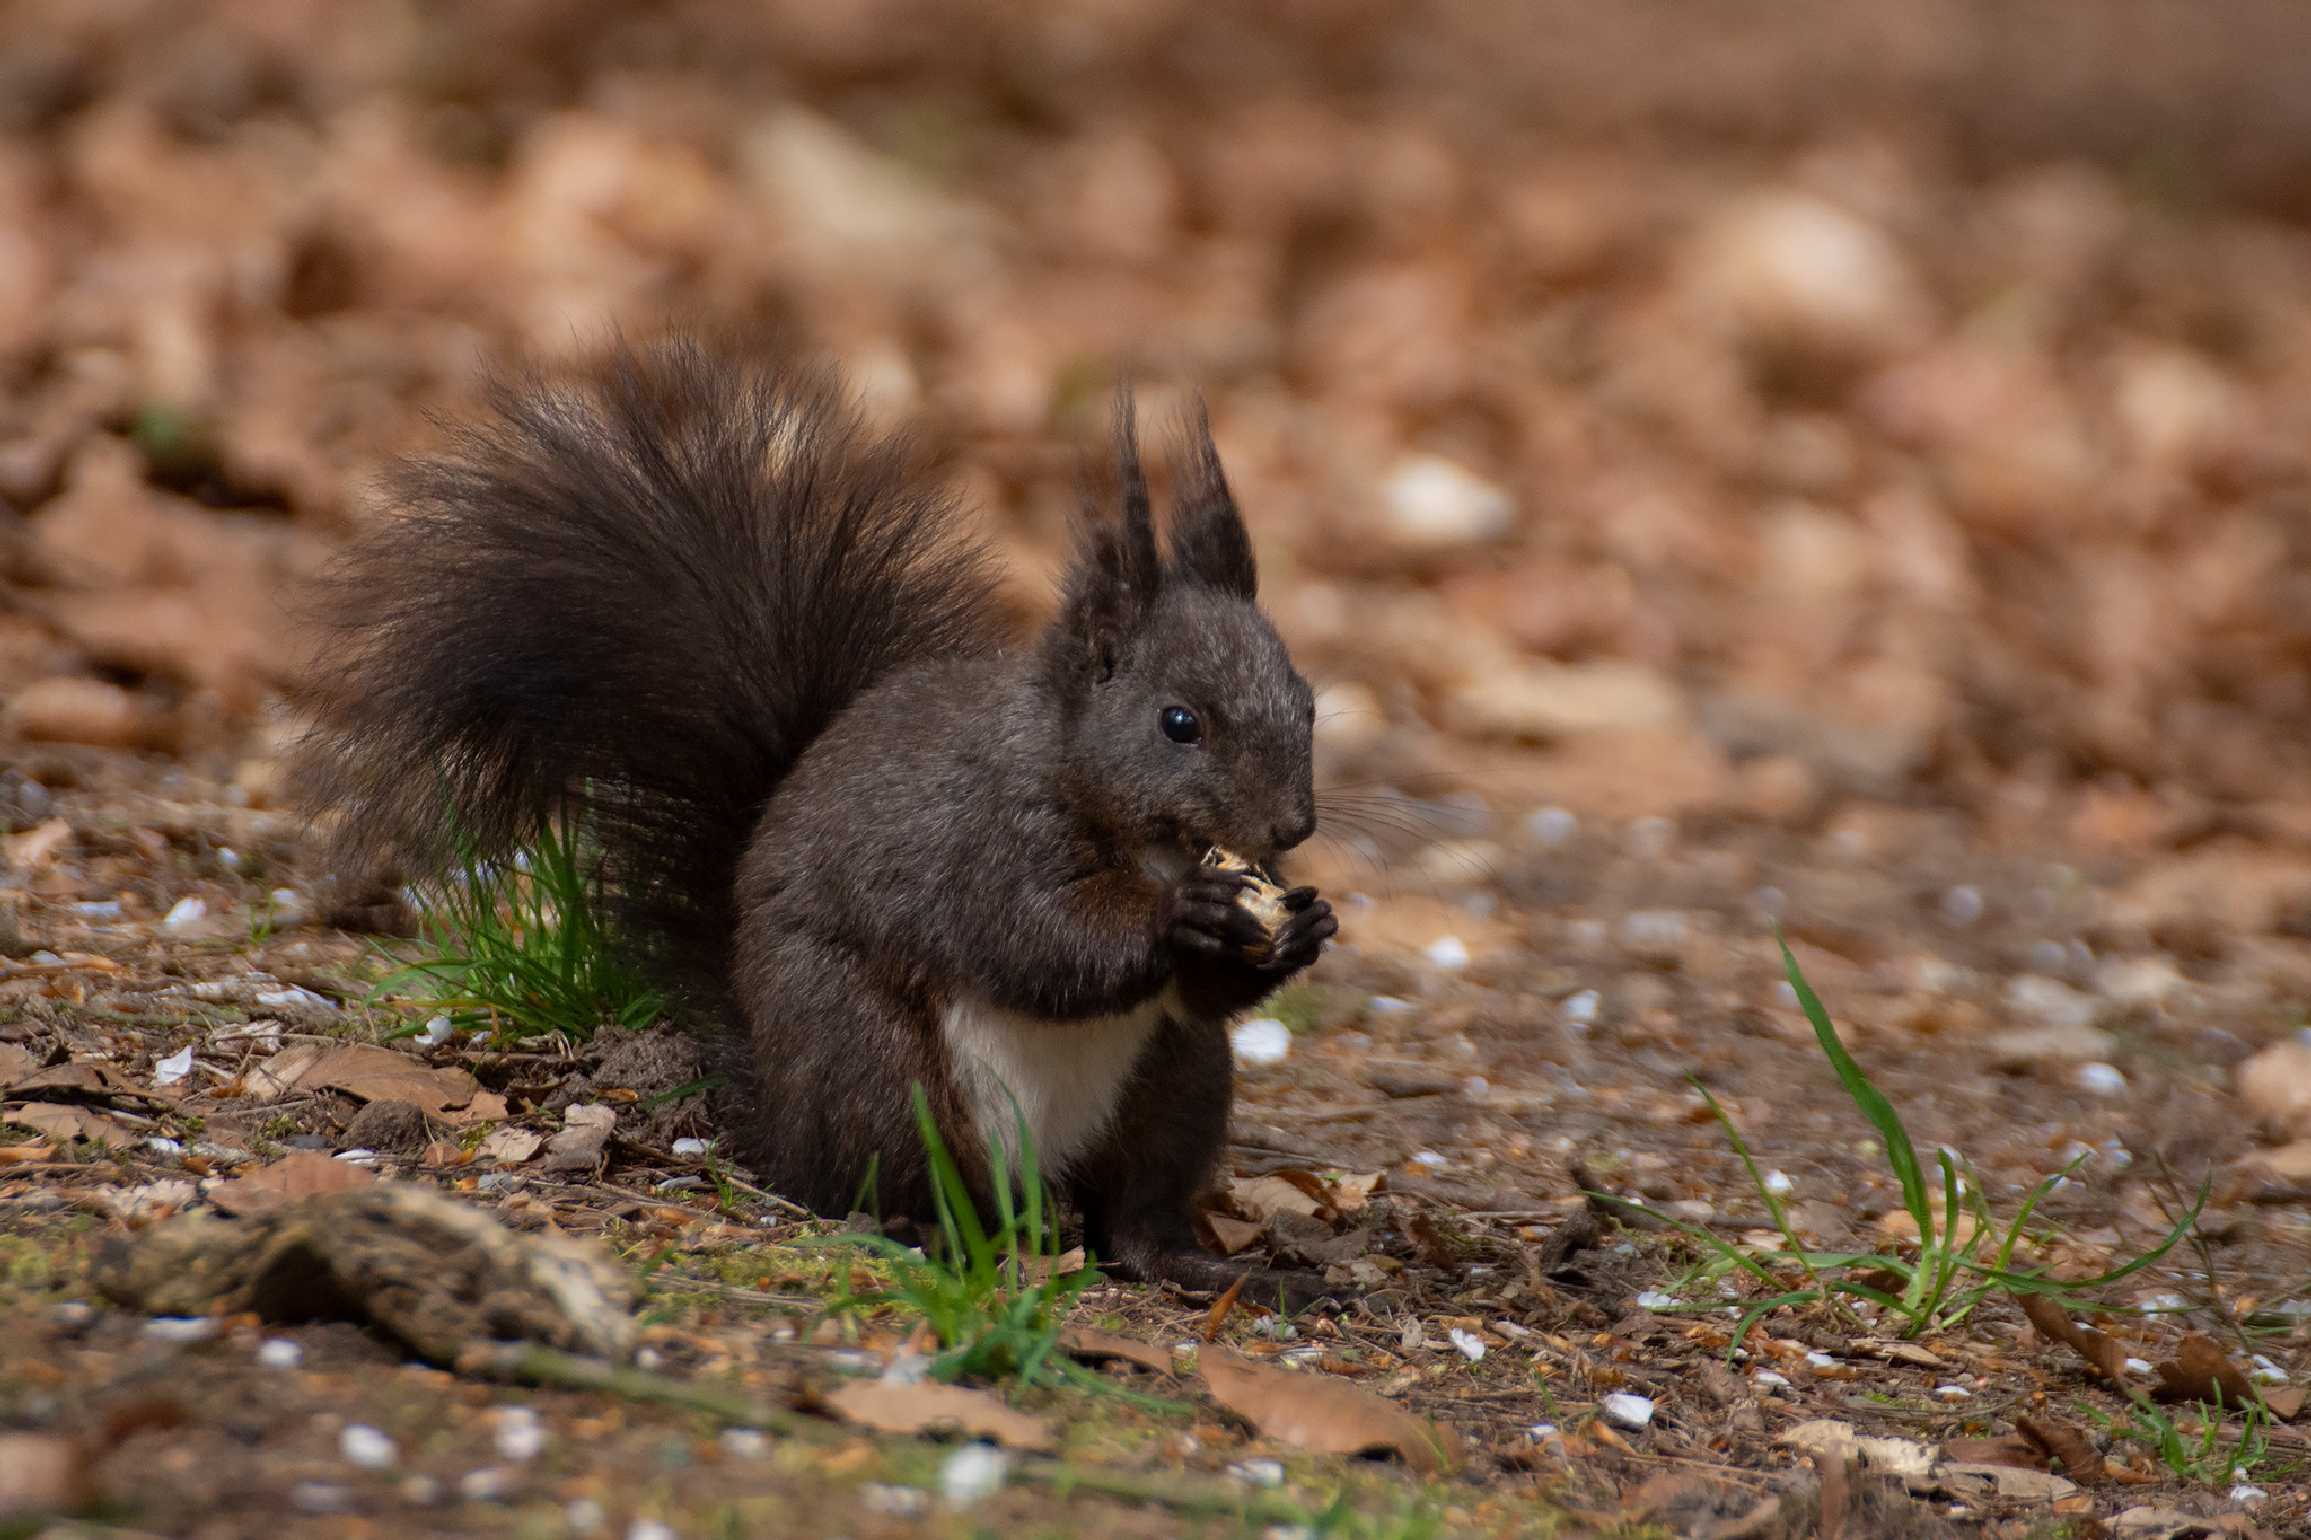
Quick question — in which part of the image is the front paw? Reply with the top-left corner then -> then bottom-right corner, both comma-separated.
1259,888 -> 1336,976
1163,869 -> 1276,961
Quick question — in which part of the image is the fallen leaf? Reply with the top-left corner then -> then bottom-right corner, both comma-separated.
1329,1171 -> 1383,1213
446,1090 -> 510,1126
5,1102 -> 138,1146
2,816 -> 71,872
1206,1213 -> 1265,1255
0,1045 -> 39,1084
1056,1327 -> 1176,1375
2016,1293 -> 2128,1383
541,1103 -> 615,1174
2016,1412 -> 2104,1483
1942,1434 -> 2047,1469
2111,1507 -> 2275,1539
821,1381 -> 1054,1451
1777,1419 -> 1936,1477
0,1142 -> 54,1164
7,1062 -> 147,1101
1230,1174 -> 1326,1224
209,1150 -> 377,1217
2153,1333 -> 2255,1406
476,1127 -> 544,1165
1922,1463 -> 2079,1502
1197,1345 -> 1459,1473
241,1043 -> 484,1116
100,1179 -> 199,1222
0,1430 -> 92,1520
1202,1268 -> 1248,1339
243,1043 -> 325,1101
2261,1385 -> 2305,1420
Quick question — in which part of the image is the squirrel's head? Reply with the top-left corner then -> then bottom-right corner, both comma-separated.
1041,394 -> 1316,868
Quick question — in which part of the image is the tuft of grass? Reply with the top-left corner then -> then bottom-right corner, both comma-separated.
811,1085 -> 1172,1405
1606,936 -> 2204,1345
2084,1388 -> 2277,1487
369,815 -> 662,1045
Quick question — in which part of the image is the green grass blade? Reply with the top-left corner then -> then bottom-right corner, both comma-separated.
1779,935 -> 1933,1241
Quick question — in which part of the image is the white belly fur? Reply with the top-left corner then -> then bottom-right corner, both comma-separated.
940,989 -> 1173,1178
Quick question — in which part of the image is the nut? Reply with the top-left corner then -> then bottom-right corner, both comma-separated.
1203,846 -> 1290,963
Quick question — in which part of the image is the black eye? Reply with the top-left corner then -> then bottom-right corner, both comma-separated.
1160,706 -> 1203,744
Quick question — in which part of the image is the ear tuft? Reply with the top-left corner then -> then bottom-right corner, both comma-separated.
1166,399 -> 1257,598
1043,385 -> 1166,691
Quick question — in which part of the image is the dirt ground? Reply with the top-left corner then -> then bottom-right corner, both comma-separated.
6,3 -> 2311,1537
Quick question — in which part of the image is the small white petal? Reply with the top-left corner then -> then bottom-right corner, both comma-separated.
720,1428 -> 771,1458
1425,935 -> 1470,970
162,897 -> 208,931
2075,1062 -> 2127,1095
1448,1328 -> 1486,1361
258,1339 -> 303,1369
415,1015 -> 455,1047
1230,1017 -> 1291,1067
1932,1384 -> 1971,1401
494,1407 -> 546,1462
152,1045 -> 196,1086
1229,1458 -> 1286,1488
1762,1169 -> 1795,1196
1600,1392 -> 1654,1429
340,1425 -> 398,1470
939,1444 -> 1010,1506
671,1137 -> 712,1157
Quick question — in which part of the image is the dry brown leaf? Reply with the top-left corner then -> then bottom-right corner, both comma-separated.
2016,1293 -> 2127,1383
1202,1268 -> 1249,1339
1329,1171 -> 1383,1213
8,1061 -> 147,1101
1057,1327 -> 1176,1375
1207,1213 -> 1264,1254
2261,1385 -> 2305,1420
242,1043 -> 484,1115
242,1043 -> 325,1101
1197,1345 -> 1458,1473
1,816 -> 71,872
446,1090 -> 510,1126
821,1380 -> 1054,1451
1230,1174 -> 1326,1223
2153,1333 -> 2255,1406
476,1127 -> 544,1165
0,1044 -> 39,1084
1942,1433 -> 2047,1469
541,1103 -> 615,1173
0,1430 -> 92,1520
209,1150 -> 378,1217
5,1102 -> 139,1146
2016,1412 -> 2104,1483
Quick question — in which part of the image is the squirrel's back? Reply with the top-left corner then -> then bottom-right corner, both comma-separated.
291,336 -> 1003,1002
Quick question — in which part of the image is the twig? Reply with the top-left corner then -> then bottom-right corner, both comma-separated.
464,1343 -> 1314,1524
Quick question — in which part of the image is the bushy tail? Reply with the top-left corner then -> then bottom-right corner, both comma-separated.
291,335 -> 1001,1001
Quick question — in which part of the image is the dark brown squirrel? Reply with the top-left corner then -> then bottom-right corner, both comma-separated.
290,335 -> 1339,1299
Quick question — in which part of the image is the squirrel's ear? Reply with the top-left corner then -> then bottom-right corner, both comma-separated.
1049,389 -> 1162,682
1165,400 -> 1257,599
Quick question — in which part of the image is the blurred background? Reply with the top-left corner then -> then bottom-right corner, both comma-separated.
6,0 -> 2311,861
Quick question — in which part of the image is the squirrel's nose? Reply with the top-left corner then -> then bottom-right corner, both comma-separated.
1272,812 -> 1316,852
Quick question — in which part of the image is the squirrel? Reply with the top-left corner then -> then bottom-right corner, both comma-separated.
291,335 -> 1340,1299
